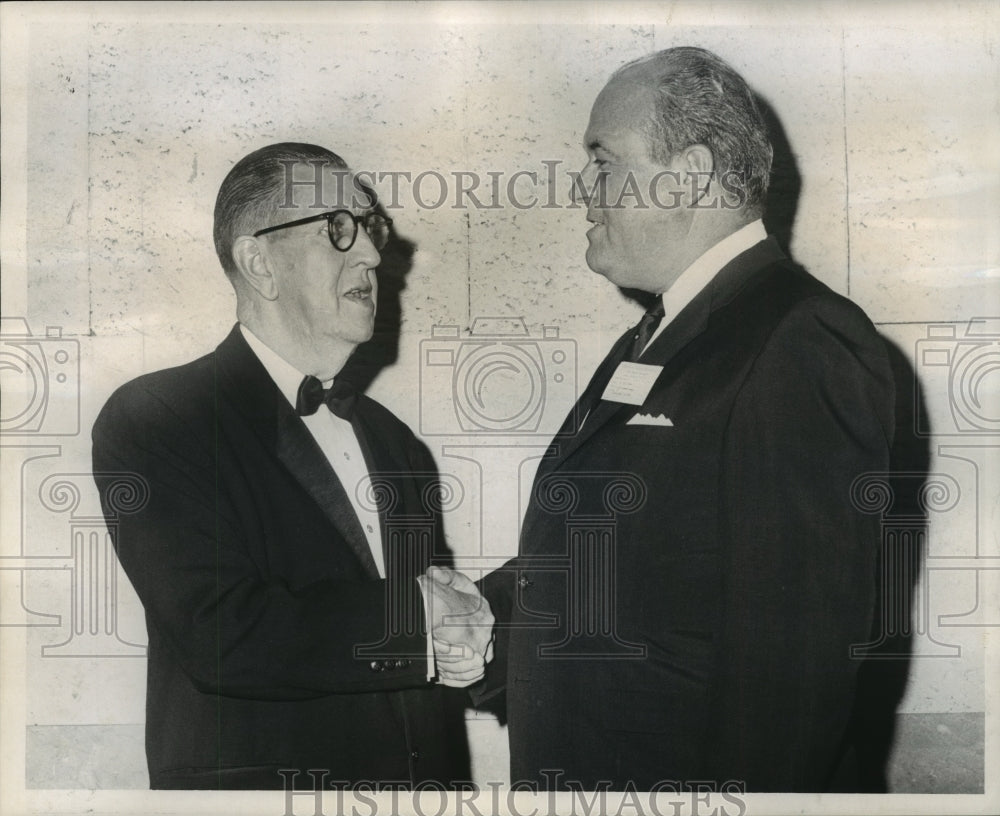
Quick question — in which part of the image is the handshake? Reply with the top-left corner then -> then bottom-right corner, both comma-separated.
417,566 -> 495,688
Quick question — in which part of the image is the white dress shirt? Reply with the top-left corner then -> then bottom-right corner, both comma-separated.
240,325 -> 385,578
639,219 -> 767,356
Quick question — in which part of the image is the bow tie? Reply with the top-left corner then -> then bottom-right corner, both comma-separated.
295,375 -> 358,420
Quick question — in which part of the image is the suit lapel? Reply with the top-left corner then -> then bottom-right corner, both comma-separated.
274,410 -> 380,578
544,238 -> 787,474
215,326 -> 380,578
531,327 -> 626,481
544,290 -> 714,470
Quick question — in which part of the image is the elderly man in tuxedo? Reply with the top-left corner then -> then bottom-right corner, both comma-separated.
445,47 -> 895,791
92,142 -> 492,790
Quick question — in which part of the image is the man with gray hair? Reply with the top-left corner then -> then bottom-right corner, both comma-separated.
462,46 -> 895,791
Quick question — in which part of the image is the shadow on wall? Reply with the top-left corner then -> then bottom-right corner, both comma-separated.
837,338 -> 931,791
760,88 -> 931,791
757,93 -> 801,255
340,206 -> 415,394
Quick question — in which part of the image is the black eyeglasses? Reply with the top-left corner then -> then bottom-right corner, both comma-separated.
253,209 -> 392,252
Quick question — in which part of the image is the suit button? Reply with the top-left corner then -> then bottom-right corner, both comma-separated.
518,575 -> 533,589
410,750 -> 419,761
369,660 -> 384,672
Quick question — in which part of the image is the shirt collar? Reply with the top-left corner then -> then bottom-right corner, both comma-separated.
240,324 -> 327,408
655,219 -> 767,327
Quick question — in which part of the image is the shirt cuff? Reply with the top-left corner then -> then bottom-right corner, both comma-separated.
417,577 -> 436,682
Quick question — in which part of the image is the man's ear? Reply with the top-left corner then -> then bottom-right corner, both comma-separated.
681,144 -> 714,174
232,235 -> 278,301
679,144 -> 715,206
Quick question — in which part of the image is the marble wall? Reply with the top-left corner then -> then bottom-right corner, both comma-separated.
1,2 -> 997,809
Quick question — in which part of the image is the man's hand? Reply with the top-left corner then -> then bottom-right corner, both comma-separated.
417,566 -> 495,688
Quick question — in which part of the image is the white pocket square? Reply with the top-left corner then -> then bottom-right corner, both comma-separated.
626,412 -> 674,427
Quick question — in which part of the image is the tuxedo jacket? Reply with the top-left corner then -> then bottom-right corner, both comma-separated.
92,326 -> 470,789
482,237 -> 895,791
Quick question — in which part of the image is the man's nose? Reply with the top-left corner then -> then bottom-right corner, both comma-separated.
351,228 -> 382,268
571,163 -> 598,207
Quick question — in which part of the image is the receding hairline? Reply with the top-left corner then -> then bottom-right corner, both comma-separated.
585,74 -> 669,157
610,58 -> 662,85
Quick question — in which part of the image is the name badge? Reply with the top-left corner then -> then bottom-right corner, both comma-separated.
601,362 -> 663,405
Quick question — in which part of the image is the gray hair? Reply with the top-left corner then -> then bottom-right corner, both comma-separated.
613,47 -> 773,214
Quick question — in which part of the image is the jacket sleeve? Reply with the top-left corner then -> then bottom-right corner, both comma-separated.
465,561 -> 520,706
92,383 -> 433,701
707,295 -> 895,790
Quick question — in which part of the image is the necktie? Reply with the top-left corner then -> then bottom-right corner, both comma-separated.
295,375 -> 358,420
573,297 -> 667,427
626,299 -> 666,361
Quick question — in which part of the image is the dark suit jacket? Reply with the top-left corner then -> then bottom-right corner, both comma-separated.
482,237 -> 895,792
92,325 -> 470,789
